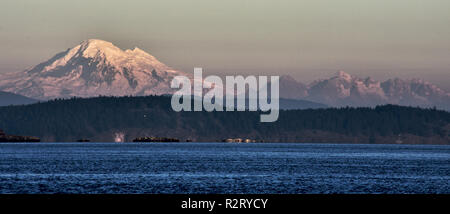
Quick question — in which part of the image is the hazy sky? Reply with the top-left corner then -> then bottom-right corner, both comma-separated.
1,0 -> 449,89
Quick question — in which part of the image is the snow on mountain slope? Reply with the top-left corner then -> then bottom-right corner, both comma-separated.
0,39 -> 448,110
0,39 -> 190,100
280,71 -> 449,110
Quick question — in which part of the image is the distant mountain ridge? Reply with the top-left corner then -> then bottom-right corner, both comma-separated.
0,91 -> 38,106
279,71 -> 450,110
0,39 -> 448,110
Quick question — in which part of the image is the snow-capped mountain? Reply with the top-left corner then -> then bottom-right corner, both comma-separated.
280,71 -> 450,110
0,39 -> 448,110
0,39 -> 190,100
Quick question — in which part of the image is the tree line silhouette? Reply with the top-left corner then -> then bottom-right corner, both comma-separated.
0,95 -> 448,142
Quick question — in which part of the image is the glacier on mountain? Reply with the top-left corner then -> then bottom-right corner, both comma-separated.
0,39 -> 190,100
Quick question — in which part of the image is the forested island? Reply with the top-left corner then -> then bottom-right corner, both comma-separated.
0,96 -> 448,144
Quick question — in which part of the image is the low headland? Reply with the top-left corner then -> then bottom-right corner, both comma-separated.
0,129 -> 40,142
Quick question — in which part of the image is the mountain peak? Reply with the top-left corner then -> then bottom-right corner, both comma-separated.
81,39 -> 115,47
334,70 -> 353,81
76,39 -> 124,59
0,39 -> 188,100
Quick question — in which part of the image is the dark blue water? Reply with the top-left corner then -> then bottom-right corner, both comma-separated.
0,143 -> 448,194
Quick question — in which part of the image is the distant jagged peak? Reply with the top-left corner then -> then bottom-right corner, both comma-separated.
384,77 -> 443,92
333,70 -> 353,81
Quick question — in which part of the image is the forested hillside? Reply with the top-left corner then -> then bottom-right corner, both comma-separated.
0,96 -> 448,144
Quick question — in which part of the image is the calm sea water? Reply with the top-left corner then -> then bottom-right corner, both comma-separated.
0,143 -> 448,194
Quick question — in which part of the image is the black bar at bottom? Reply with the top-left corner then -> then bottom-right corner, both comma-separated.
0,194 -> 447,212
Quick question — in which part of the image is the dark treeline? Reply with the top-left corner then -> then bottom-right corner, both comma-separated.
0,95 -> 448,143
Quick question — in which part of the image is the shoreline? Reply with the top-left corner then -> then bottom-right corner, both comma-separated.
1,141 -> 449,146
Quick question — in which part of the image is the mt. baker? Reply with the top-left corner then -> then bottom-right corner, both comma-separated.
0,39 -> 189,100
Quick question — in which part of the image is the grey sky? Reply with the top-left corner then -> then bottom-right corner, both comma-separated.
1,0 -> 449,89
